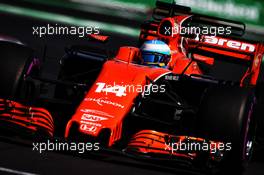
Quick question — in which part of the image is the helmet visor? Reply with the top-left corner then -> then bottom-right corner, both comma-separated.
142,52 -> 170,66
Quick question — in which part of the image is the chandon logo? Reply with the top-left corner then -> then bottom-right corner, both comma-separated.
204,36 -> 255,53
85,97 -> 124,109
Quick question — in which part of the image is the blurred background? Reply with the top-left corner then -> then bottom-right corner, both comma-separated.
0,0 -> 263,40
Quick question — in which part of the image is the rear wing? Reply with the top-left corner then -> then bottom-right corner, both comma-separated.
139,1 -> 264,85
140,1 -> 260,58
153,1 -> 245,37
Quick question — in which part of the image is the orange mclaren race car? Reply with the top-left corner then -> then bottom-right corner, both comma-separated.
0,1 -> 263,174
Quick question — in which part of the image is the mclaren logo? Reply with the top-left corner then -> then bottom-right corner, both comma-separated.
85,97 -> 124,109
204,36 -> 255,53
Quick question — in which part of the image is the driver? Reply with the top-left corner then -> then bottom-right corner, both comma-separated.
140,40 -> 171,68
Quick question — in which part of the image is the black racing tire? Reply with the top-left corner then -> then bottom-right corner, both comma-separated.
197,86 -> 256,173
0,41 -> 51,138
0,41 -> 33,100
255,83 -> 264,139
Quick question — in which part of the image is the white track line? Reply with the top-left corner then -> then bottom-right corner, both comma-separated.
0,167 -> 38,175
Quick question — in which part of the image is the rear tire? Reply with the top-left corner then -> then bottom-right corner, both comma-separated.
256,83 -> 264,139
197,86 -> 256,173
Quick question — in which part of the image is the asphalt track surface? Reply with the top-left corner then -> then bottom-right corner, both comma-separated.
0,12 -> 264,175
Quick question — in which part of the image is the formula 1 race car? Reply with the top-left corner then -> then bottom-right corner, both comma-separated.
0,1 -> 263,174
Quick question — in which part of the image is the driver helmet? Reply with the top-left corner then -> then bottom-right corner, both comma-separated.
140,40 -> 171,68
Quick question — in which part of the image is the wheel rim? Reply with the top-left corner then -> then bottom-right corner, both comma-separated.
243,100 -> 255,160
245,140 -> 253,157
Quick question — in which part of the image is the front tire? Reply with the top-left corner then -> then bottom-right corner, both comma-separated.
0,41 -> 33,99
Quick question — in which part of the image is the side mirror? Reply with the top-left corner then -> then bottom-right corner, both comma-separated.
193,54 -> 214,66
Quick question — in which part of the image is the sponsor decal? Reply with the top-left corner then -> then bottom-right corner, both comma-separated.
94,82 -> 166,97
165,75 -> 179,81
80,121 -> 102,127
80,124 -> 97,133
81,113 -> 108,122
95,82 -> 126,97
79,111 -> 109,133
204,36 -> 255,52
80,109 -> 114,118
85,97 -> 124,109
